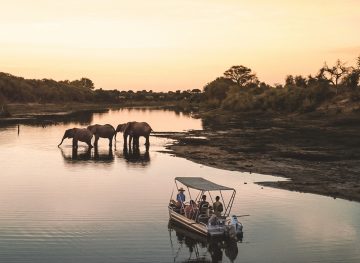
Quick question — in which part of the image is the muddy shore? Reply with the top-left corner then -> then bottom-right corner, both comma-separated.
154,111 -> 360,202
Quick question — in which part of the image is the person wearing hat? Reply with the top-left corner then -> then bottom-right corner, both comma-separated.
176,187 -> 186,207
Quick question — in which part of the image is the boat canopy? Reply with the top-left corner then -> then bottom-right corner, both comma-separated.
175,177 -> 235,191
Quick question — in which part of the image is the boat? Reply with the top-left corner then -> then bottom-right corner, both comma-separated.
168,177 -> 243,239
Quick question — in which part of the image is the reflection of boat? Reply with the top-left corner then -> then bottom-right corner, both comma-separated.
168,220 -> 239,263
168,177 -> 243,239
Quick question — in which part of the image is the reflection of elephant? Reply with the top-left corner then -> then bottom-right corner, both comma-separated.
59,147 -> 114,165
58,128 -> 93,148
59,147 -> 92,161
115,121 -> 152,149
122,147 -> 150,164
94,147 -> 114,162
87,124 -> 116,147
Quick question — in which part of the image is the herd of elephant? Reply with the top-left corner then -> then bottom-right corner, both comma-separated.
58,121 -> 153,150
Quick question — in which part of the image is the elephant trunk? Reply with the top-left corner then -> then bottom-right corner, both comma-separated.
58,136 -> 65,147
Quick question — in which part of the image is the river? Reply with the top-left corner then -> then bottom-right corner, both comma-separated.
0,108 -> 359,263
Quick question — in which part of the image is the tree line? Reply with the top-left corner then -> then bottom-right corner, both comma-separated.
1,56 -> 360,115
0,72 -> 203,105
202,56 -> 360,113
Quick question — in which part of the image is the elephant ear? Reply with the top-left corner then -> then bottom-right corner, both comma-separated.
119,123 -> 130,132
66,128 -> 75,138
116,123 -> 125,132
124,121 -> 136,133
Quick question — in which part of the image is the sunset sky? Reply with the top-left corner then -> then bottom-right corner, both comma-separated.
1,0 -> 359,91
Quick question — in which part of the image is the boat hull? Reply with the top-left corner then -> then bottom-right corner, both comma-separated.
168,207 -> 209,236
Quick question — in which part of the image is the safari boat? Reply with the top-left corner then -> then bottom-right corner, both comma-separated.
168,177 -> 243,239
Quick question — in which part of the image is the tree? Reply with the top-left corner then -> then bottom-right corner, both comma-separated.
294,75 -> 307,88
285,75 -> 295,87
70,78 -> 94,89
341,71 -> 359,90
191,88 -> 201,93
80,78 -> 94,89
203,77 -> 234,101
223,65 -> 258,87
319,60 -> 349,91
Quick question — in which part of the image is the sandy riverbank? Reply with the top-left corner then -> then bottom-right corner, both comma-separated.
154,111 -> 360,202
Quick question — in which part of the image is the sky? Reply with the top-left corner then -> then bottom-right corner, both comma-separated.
0,0 -> 359,91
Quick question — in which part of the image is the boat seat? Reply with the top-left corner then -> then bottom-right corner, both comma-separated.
199,203 -> 211,217
197,214 -> 209,224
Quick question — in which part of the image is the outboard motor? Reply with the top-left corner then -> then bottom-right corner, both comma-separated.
231,215 -> 243,239
225,215 -> 243,239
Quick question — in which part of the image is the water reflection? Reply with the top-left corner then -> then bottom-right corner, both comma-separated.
116,146 -> 150,166
59,144 -> 151,167
168,221 -> 240,263
59,146 -> 114,164
3,108 -> 360,262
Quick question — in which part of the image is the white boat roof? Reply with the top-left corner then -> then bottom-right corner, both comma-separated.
175,177 -> 235,191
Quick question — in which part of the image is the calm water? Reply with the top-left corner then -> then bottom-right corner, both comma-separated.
0,108 -> 359,263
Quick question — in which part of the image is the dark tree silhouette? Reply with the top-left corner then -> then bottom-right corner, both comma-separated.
285,75 -> 295,87
319,60 -> 349,92
223,65 -> 258,87
294,75 -> 307,88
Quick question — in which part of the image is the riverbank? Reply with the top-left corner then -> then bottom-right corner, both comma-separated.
0,103 -> 114,125
0,102 -> 196,125
155,111 -> 360,202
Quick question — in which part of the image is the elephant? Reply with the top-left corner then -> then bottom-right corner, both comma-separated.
58,128 -> 93,148
87,124 -> 116,148
115,121 -> 152,149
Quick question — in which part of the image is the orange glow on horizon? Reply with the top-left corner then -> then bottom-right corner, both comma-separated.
0,0 -> 359,91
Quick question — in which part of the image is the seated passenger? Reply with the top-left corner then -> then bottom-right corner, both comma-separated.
208,214 -> 220,226
185,200 -> 198,219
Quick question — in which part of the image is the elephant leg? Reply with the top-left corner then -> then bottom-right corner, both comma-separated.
145,138 -> 150,152
87,140 -> 93,148
94,147 -> 99,159
123,134 -> 128,148
94,135 -> 99,147
72,138 -> 78,149
133,136 -> 136,148
136,136 -> 140,149
109,136 -> 113,147
129,135 -> 134,148
145,135 -> 150,147
72,147 -> 78,159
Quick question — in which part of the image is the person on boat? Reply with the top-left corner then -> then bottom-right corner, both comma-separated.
213,196 -> 224,217
176,187 -> 186,208
208,214 -> 220,226
184,200 -> 198,219
198,195 -> 209,214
